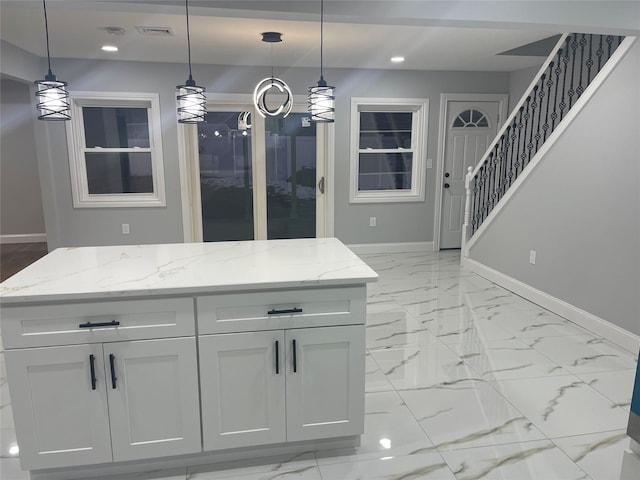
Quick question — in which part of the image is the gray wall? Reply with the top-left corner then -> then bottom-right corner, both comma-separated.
0,78 -> 45,237
508,64 -> 542,111
1,43 -> 510,248
469,39 -> 640,335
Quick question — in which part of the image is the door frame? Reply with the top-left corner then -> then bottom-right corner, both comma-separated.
178,93 -> 335,242
433,93 -> 509,251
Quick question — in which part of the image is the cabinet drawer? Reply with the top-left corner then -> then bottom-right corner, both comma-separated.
197,286 -> 366,334
1,298 -> 195,348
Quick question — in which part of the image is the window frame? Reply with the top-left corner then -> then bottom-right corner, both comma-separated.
350,97 -> 428,203
66,91 -> 166,208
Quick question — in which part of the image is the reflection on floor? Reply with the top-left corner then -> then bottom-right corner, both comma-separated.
1,250 -> 638,479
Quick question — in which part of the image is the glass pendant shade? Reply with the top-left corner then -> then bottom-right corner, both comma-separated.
177,77 -> 206,123
308,77 -> 335,123
36,0 -> 70,121
35,72 -> 70,121
308,0 -> 335,123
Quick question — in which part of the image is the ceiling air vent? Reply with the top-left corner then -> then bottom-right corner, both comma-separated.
136,26 -> 174,36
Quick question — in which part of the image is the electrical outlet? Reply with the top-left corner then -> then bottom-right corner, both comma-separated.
122,223 -> 130,235
529,250 -> 536,265
369,217 -> 377,227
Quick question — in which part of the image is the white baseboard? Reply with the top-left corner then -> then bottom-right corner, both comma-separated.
462,257 -> 640,354
0,234 -> 46,244
347,241 -> 434,255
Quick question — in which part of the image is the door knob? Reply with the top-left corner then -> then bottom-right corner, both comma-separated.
444,183 -> 450,188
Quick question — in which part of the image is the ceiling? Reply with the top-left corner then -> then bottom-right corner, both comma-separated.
1,1 -> 637,73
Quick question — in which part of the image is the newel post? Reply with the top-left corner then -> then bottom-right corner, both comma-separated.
461,166 -> 474,259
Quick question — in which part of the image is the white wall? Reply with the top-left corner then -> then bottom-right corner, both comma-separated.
1,44 -> 510,248
468,39 -> 640,335
0,78 -> 46,238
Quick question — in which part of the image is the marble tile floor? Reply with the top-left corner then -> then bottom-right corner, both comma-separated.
1,250 -> 638,480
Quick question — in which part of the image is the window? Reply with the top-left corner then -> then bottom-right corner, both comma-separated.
67,92 -> 166,207
452,108 -> 490,128
350,98 -> 428,203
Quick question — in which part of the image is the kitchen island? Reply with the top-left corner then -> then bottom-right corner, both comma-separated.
0,238 -> 377,479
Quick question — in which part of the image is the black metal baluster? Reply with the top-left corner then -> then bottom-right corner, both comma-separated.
567,36 -> 578,109
503,126 -> 513,195
551,50 -> 562,133
596,35 -> 604,72
485,152 -> 494,213
477,165 -> 485,224
534,79 -> 544,156
543,63 -> 554,142
526,87 -> 537,167
496,134 -> 506,203
513,106 -> 524,180
606,35 -> 614,60
586,35 -> 594,85
576,34 -> 587,99
559,37 -> 571,122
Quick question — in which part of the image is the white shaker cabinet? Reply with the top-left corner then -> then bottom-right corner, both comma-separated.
6,337 -> 202,469
199,331 -> 287,450
199,325 -> 365,450
5,344 -> 113,470
105,337 -> 202,462
285,325 -> 365,442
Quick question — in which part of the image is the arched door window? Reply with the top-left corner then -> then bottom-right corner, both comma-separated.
452,108 -> 490,128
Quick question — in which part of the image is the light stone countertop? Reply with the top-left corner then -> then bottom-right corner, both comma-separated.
0,238 -> 378,304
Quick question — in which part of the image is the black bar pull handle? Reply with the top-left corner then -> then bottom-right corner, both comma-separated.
268,308 -> 302,315
292,339 -> 297,373
109,354 -> 117,389
275,341 -> 279,374
89,354 -> 97,390
79,320 -> 120,329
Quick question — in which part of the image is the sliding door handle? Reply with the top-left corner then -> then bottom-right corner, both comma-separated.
109,354 -> 117,389
89,354 -> 97,390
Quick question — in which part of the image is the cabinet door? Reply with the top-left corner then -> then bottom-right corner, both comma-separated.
200,331 -> 286,450
105,337 -> 201,461
285,325 -> 365,441
5,345 -> 112,469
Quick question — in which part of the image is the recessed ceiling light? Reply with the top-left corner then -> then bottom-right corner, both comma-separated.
101,45 -> 118,52
391,56 -> 405,63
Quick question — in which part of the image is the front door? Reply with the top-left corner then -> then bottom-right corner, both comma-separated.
197,107 -> 322,242
440,101 -> 501,249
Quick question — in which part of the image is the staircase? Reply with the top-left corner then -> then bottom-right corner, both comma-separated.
462,33 -> 626,251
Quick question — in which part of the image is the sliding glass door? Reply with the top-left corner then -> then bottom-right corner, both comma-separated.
196,106 -> 323,242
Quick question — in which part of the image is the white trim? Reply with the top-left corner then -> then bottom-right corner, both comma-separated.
66,91 -> 166,208
462,257 -> 640,354
464,36 -> 638,255
347,241 -> 434,255
433,93 -> 509,251
0,234 -> 47,244
349,98 -> 428,203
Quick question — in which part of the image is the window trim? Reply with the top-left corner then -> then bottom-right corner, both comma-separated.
66,91 -> 166,208
349,97 -> 428,203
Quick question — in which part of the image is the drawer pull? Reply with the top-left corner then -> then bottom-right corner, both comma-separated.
89,354 -> 97,390
79,320 -> 120,329
268,308 -> 302,315
275,341 -> 280,374
292,339 -> 297,373
109,354 -> 117,389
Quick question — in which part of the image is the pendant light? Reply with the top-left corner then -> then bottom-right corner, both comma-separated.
176,0 -> 206,123
34,0 -> 70,121
253,32 -> 293,118
308,0 -> 335,123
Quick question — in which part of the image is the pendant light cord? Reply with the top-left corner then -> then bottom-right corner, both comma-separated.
42,0 -> 52,74
320,0 -> 324,79
185,0 -> 193,80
